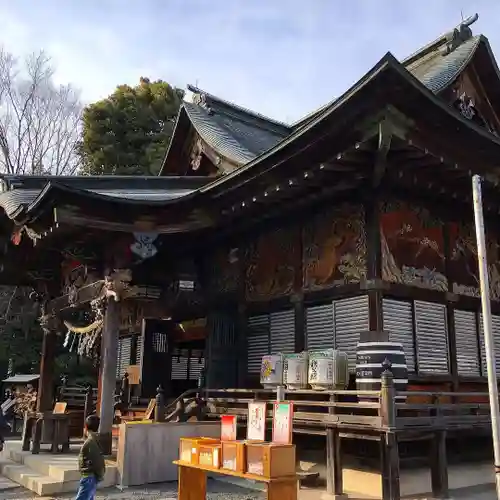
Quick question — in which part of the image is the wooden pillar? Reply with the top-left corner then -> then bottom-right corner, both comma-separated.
293,295 -> 305,353
98,296 -> 120,455
430,430 -> 449,498
326,428 -> 344,499
293,224 -> 305,353
380,369 -> 400,500
364,196 -> 383,332
96,361 -> 103,416
380,433 -> 400,500
236,303 -> 248,387
443,222 -> 459,391
37,327 -> 57,412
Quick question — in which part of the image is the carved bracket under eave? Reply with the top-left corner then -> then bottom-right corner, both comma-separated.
188,133 -> 241,175
358,106 -> 413,143
372,120 -> 394,189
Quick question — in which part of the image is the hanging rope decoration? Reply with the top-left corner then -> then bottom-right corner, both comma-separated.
64,296 -> 105,358
63,318 -> 103,335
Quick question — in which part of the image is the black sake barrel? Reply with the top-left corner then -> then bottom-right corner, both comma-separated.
355,341 -> 407,402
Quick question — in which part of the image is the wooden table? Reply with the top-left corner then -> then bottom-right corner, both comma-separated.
173,460 -> 298,500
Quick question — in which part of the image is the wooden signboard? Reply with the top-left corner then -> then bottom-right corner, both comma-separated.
126,365 -> 140,385
221,415 -> 237,441
272,402 -> 293,444
247,402 -> 266,441
53,402 -> 67,415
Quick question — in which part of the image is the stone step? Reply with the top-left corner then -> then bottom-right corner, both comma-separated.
0,457 -> 80,496
0,441 -> 117,496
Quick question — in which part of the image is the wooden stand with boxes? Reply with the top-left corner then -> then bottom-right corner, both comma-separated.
174,401 -> 298,500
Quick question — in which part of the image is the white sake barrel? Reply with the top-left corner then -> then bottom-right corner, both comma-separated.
308,349 -> 349,390
260,354 -> 283,388
284,352 -> 309,390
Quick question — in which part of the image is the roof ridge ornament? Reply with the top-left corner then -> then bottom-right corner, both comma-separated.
192,92 -> 214,115
444,13 -> 479,55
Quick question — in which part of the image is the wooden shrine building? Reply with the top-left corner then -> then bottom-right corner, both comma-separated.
1,13 -> 500,457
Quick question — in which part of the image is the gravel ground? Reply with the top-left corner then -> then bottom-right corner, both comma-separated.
0,478 -> 265,500
0,479 -> 497,499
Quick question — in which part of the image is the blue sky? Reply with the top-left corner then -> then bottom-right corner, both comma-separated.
0,0 -> 498,123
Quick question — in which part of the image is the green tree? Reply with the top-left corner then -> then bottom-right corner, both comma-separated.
78,77 -> 184,176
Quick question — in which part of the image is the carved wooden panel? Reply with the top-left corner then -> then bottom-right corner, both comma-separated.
449,221 -> 500,300
449,70 -> 500,136
207,246 -> 240,294
245,226 -> 300,300
380,201 -> 447,291
303,204 -> 366,289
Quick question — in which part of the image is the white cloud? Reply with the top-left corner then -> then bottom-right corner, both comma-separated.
0,0 -> 500,121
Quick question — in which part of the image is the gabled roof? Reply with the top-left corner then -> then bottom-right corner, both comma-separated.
160,14 -> 488,176
183,85 -> 290,164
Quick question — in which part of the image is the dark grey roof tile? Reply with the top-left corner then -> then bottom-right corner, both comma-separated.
184,102 -> 255,164
406,36 -> 481,93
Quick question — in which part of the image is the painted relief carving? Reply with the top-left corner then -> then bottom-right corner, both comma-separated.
303,204 -> 366,288
449,221 -> 500,300
245,227 -> 299,300
380,201 -> 447,291
208,246 -> 240,293
450,72 -> 499,136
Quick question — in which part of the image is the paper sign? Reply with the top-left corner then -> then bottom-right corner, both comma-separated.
247,401 -> 266,441
272,402 -> 293,444
221,415 -> 237,441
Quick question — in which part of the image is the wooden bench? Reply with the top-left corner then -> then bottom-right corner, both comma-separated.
173,460 -> 298,500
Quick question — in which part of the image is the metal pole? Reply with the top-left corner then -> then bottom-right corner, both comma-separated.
472,174 -> 500,498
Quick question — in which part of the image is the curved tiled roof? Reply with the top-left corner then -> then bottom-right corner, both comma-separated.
406,35 -> 481,93
160,15 -> 492,177
180,36 -> 483,165
183,102 -> 255,164
0,175 -> 211,221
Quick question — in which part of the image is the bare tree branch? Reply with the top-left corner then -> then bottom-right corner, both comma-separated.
0,47 -> 82,175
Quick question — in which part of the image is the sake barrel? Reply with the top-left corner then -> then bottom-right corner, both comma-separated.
260,354 -> 284,389
355,341 -> 407,401
308,349 -> 349,390
284,352 -> 309,390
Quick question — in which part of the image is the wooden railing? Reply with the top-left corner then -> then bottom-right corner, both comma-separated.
58,385 -> 98,408
161,385 -> 492,434
153,374 -> 494,500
